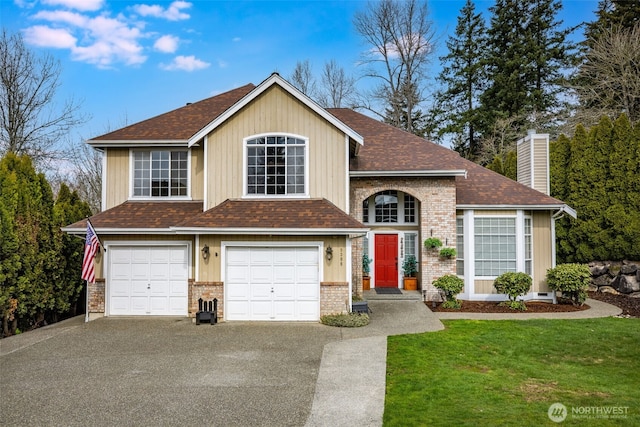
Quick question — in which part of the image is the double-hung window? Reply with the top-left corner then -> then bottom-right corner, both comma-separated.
133,150 -> 188,197
246,135 -> 307,196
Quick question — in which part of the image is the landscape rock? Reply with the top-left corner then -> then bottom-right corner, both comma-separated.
590,264 -> 609,277
629,292 -> 640,299
620,264 -> 638,275
592,274 -> 611,288
587,284 -> 599,292
599,286 -> 619,295
614,275 -> 640,294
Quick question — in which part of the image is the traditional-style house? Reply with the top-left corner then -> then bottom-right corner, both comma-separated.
64,73 -> 575,321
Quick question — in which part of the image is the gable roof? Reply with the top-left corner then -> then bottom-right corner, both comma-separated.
329,108 -> 574,214
89,84 -> 255,146
62,199 -> 367,235
62,201 -> 205,233
187,73 -> 363,148
89,73 -> 363,149
174,199 -> 367,235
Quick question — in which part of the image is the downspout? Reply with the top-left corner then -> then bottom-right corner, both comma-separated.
550,209 -> 565,304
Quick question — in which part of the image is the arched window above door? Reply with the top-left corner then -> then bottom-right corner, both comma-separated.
362,190 -> 417,224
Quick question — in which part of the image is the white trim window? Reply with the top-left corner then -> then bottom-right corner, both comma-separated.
474,217 -> 517,277
362,190 -> 417,224
133,150 -> 188,197
456,217 -> 464,276
245,135 -> 307,196
524,217 -> 532,275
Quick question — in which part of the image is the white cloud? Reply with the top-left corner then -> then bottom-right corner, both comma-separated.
23,25 -> 77,48
232,37 -> 241,42
42,0 -> 104,12
154,35 -> 179,53
161,55 -> 210,71
133,1 -> 192,21
26,11 -> 147,68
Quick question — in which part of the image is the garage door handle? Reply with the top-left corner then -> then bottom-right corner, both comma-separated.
147,284 -> 150,289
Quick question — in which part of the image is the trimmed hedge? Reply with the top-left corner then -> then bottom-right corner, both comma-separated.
494,272 -> 532,310
321,312 -> 370,327
546,263 -> 591,306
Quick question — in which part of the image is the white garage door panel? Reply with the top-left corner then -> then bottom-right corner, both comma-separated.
226,246 -> 320,321
108,246 -> 188,316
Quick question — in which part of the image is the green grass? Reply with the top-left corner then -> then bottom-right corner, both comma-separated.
384,318 -> 640,426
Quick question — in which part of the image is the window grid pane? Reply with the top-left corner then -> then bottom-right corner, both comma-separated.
362,199 -> 369,223
525,218 -> 532,275
474,217 -> 516,276
404,194 -> 415,223
133,150 -> 187,198
246,136 -> 305,195
375,190 -> 398,223
456,218 -> 464,276
405,233 -> 417,258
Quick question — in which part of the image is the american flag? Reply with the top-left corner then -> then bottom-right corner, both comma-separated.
81,220 -> 100,283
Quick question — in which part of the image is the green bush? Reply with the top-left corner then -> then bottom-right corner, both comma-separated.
433,274 -> 465,308
494,272 -> 532,310
439,247 -> 457,259
321,312 -> 370,327
362,253 -> 372,275
546,263 -> 591,306
424,237 -> 443,249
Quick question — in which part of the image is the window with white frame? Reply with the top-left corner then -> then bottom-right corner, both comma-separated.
474,217 -> 517,276
405,233 -> 417,258
456,217 -> 464,276
246,135 -> 306,196
525,217 -> 532,275
362,191 -> 417,224
133,150 -> 187,197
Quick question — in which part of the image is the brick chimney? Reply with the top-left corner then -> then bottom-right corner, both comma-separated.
516,130 -> 549,195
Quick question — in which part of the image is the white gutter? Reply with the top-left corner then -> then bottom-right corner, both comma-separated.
350,169 -> 467,178
172,227 -> 369,236
458,204 -> 577,218
87,140 -> 190,148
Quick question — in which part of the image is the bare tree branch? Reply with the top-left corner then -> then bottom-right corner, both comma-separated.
0,30 -> 86,165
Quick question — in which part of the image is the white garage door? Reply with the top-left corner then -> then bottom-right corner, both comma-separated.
108,245 -> 188,316
226,247 -> 319,321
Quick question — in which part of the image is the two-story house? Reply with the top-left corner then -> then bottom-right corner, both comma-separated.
64,73 -> 575,321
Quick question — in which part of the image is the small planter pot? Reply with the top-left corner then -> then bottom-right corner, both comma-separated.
363,276 -> 371,291
403,277 -> 418,291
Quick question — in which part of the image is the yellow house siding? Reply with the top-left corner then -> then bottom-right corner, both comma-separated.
206,85 -> 348,210
532,211 -> 553,293
533,136 -> 549,195
198,235 -> 346,283
190,145 -> 204,200
104,148 -> 130,210
517,139 -> 532,187
475,210 -> 517,216
475,279 -> 497,294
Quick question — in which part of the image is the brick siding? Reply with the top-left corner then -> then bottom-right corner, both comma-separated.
320,281 -> 349,316
350,177 -> 457,297
190,281 -> 224,319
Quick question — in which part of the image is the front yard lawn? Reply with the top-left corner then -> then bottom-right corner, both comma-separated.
385,318 -> 640,426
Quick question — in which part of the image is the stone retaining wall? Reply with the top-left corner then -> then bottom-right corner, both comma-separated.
589,261 -> 640,297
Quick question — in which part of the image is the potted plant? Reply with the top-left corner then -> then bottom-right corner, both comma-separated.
439,247 -> 457,259
424,237 -> 443,250
362,253 -> 372,290
402,255 -> 418,290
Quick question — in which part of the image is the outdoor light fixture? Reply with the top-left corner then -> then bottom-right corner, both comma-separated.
201,244 -> 210,260
325,245 -> 333,261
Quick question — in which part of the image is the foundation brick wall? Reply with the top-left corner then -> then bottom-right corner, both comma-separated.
350,177 -> 458,296
88,279 -> 105,313
190,281 -> 224,319
320,281 -> 349,316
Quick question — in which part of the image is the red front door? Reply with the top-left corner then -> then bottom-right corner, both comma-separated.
374,234 -> 398,288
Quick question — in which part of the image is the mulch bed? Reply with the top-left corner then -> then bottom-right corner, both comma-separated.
430,299 -> 590,313
587,291 -> 640,318
428,292 -> 640,318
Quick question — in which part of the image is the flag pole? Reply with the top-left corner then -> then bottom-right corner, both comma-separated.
85,280 -> 89,323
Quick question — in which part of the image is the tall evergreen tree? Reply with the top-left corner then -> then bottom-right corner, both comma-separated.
431,0 -> 487,159
552,115 -> 640,262
479,0 -> 576,141
585,0 -> 640,42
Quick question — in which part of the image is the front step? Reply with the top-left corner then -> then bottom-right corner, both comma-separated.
362,290 -> 422,301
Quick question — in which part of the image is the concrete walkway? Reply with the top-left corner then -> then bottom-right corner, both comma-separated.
305,297 -> 622,427
305,300 -> 443,427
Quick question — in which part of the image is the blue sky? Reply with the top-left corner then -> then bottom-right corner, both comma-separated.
2,0 -> 599,142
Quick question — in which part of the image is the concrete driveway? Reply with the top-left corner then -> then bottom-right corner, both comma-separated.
0,317 -> 343,427
0,300 -> 443,427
